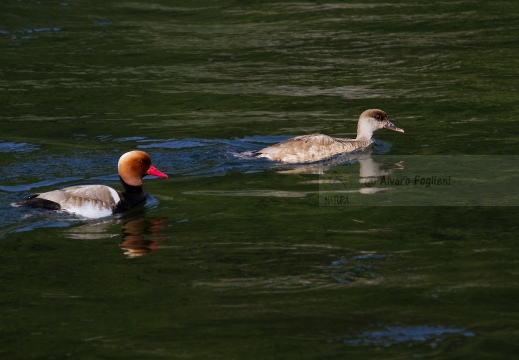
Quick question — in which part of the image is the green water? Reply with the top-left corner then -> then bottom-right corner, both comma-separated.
1,0 -> 519,359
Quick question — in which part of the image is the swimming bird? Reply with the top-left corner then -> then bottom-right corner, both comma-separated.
255,109 -> 404,163
11,150 -> 168,219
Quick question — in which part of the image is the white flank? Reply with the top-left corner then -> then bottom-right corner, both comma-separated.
107,187 -> 121,204
52,185 -> 122,219
64,200 -> 114,219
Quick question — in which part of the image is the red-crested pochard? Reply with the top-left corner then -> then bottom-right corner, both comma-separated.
11,150 -> 168,219
256,109 -> 404,163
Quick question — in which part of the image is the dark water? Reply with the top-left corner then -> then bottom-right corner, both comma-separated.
1,1 -> 519,359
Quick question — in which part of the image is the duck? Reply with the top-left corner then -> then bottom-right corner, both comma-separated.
255,109 -> 404,163
11,150 -> 168,219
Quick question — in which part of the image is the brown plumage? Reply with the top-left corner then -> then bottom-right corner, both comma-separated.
256,109 -> 404,163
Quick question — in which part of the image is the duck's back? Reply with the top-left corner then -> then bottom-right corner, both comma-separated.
256,133 -> 372,163
15,185 -> 123,218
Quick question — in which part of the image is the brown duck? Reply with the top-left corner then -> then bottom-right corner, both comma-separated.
256,109 -> 404,163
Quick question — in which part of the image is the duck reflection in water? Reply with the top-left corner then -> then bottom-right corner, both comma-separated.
120,216 -> 170,258
64,214 -> 170,258
278,149 -> 404,194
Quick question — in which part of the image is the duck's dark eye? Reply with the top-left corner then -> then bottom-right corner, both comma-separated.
375,114 -> 382,120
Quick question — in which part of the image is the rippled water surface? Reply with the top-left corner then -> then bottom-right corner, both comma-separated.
1,1 -> 519,359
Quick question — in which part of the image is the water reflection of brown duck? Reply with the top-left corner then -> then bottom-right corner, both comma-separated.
12,151 -> 168,219
256,109 -> 404,163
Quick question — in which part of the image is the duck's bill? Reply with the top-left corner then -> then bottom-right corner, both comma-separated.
147,165 -> 168,178
384,121 -> 404,133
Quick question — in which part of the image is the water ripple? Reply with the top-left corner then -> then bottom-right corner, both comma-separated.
0,140 -> 39,153
329,325 -> 475,347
